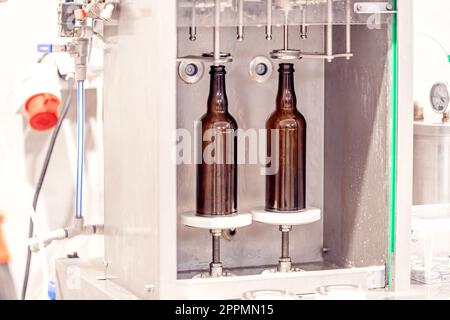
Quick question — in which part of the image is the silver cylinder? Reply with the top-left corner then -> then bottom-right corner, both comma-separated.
413,122 -> 450,205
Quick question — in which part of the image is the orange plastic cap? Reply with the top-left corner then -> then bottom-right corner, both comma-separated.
25,93 -> 61,131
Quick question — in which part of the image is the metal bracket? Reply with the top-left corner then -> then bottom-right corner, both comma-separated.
354,2 -> 396,14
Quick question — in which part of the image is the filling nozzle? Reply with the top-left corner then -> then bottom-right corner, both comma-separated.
28,218 -> 104,253
237,0 -> 244,41
266,0 -> 272,40
300,3 -> 308,40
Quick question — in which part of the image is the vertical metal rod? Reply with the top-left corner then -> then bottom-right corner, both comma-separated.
283,11 -> 288,50
214,0 -> 221,63
326,0 -> 333,62
75,80 -> 85,219
345,0 -> 351,59
237,0 -> 244,40
189,0 -> 197,41
300,3 -> 308,39
266,0 -> 272,40
281,230 -> 289,258
212,234 -> 221,263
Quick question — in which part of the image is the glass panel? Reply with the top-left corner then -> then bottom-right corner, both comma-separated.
177,0 -> 395,27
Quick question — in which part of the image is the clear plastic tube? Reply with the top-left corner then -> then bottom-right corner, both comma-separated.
76,80 -> 85,219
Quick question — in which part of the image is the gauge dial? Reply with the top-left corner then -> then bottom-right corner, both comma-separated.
430,82 -> 450,114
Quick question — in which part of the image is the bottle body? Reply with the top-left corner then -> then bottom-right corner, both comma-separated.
196,65 -> 238,216
266,63 -> 306,212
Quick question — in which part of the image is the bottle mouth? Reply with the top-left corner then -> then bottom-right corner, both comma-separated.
278,63 -> 295,72
210,65 -> 226,74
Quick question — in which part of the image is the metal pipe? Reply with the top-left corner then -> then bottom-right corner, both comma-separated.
212,233 -> 221,263
28,219 -> 105,253
213,0 -> 220,63
281,229 -> 289,258
189,0 -> 197,41
75,80 -> 85,219
283,11 -> 288,50
326,0 -> 333,62
266,0 -> 272,40
237,0 -> 244,41
300,2 -> 308,39
345,0 -> 351,59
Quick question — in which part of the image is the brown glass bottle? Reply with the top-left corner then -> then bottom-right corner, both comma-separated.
196,65 -> 238,216
266,63 -> 306,212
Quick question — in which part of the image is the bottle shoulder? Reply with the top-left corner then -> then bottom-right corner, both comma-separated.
266,109 -> 306,129
200,112 -> 238,130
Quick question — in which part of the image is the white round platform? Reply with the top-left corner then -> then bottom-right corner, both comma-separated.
181,212 -> 252,230
251,207 -> 321,226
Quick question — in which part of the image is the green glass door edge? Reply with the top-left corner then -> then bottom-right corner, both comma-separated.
388,0 -> 398,288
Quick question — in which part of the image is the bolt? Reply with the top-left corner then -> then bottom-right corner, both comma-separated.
356,4 -> 363,11
144,284 -> 155,299
185,63 -> 198,77
97,260 -> 112,280
144,284 -> 155,293
255,63 -> 268,76
386,3 -> 393,11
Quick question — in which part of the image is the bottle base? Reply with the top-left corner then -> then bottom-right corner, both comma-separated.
264,207 -> 307,213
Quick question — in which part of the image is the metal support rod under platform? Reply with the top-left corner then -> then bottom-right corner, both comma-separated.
212,232 -> 221,264
281,228 -> 290,259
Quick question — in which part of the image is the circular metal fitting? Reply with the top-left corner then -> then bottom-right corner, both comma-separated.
277,258 -> 293,273
201,52 -> 233,64
270,49 -> 302,60
249,56 -> 273,83
178,60 -> 204,84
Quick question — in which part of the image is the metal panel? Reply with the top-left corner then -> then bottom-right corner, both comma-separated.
55,258 -> 139,300
103,0 -> 177,299
177,0 -> 395,27
175,265 -> 386,299
101,0 -> 403,299
176,26 -> 325,272
324,24 -> 391,267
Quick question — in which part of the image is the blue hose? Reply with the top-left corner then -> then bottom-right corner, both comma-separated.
76,80 -> 85,219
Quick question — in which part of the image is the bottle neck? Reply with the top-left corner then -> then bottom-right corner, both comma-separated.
276,64 -> 297,111
207,66 -> 228,113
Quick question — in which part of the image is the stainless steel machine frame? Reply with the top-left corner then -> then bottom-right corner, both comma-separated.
98,0 -> 413,299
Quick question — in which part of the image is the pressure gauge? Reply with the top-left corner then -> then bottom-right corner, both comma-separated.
430,82 -> 450,114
